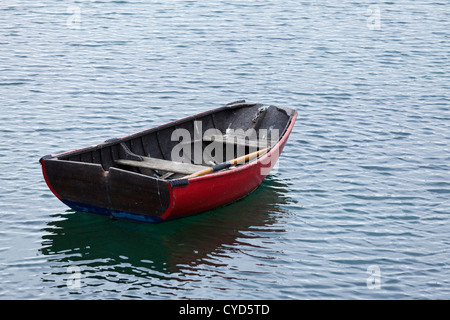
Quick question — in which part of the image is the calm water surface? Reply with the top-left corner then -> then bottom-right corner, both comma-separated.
0,0 -> 449,299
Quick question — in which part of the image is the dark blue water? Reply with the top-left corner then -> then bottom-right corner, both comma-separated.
1,0 -> 449,299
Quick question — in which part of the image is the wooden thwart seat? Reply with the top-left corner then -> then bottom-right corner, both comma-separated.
178,132 -> 270,149
115,133 -> 272,176
203,133 -> 269,149
116,157 -> 210,175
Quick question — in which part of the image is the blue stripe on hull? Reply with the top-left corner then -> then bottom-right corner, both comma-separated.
60,199 -> 164,224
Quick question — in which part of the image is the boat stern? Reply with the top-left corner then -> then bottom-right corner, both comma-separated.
39,156 -> 171,223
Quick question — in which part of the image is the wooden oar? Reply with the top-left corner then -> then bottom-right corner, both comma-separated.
181,146 -> 271,179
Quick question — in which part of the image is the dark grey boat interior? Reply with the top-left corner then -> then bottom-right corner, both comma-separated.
56,101 -> 294,180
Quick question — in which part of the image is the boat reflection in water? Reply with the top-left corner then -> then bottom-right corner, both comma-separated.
40,176 -> 295,292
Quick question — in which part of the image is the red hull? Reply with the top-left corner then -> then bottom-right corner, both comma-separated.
162,113 -> 295,220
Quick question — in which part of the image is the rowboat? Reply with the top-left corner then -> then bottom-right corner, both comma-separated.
40,101 -> 297,223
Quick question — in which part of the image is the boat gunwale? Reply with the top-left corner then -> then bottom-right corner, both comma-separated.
47,101 -> 262,160
43,106 -> 297,186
